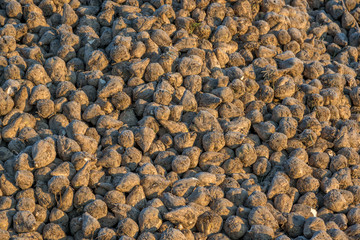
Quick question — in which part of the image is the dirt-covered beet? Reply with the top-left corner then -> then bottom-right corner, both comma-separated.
0,0 -> 359,239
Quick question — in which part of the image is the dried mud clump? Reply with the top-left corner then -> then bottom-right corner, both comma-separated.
0,0 -> 359,239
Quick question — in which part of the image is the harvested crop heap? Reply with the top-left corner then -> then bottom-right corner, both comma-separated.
0,0 -> 360,239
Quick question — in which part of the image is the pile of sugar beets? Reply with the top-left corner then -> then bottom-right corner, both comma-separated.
0,0 -> 360,239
